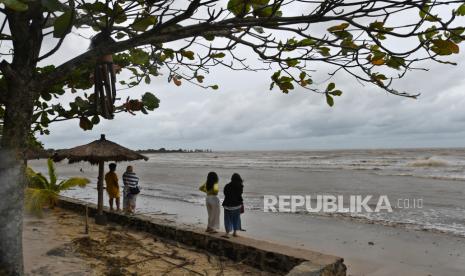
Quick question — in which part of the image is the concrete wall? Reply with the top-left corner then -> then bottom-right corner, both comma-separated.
57,197 -> 346,276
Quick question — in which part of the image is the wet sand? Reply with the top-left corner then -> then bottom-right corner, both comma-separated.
142,196 -> 465,276
23,208 -> 275,275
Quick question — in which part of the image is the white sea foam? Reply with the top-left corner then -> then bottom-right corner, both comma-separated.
408,157 -> 449,167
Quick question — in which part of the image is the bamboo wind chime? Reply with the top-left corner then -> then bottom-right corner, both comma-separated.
90,32 -> 117,119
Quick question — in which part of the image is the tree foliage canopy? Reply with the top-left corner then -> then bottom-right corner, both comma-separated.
0,0 -> 464,136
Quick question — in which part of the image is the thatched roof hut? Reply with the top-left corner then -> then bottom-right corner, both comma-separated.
53,134 -> 148,225
24,148 -> 53,160
53,134 -> 148,164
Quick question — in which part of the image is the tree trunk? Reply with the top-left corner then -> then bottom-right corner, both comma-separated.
0,151 -> 23,276
0,81 -> 35,276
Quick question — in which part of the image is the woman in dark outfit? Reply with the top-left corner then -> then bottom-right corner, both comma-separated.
222,173 -> 244,237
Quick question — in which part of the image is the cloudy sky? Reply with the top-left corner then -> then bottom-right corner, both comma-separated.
37,4 -> 465,151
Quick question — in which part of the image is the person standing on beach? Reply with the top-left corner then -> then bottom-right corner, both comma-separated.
122,165 -> 140,214
199,172 -> 220,233
105,163 -> 120,211
222,173 -> 244,238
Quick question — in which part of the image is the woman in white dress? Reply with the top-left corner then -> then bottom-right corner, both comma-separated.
199,172 -> 220,233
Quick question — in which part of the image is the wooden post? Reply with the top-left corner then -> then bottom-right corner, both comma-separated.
85,205 -> 89,234
95,160 -> 107,225
97,160 -> 104,214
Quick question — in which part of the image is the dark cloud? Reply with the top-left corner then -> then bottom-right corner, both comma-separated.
39,21 -> 465,151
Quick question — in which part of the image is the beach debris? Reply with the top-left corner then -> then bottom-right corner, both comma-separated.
46,243 -> 76,258
368,241 -> 375,246
39,210 -> 269,276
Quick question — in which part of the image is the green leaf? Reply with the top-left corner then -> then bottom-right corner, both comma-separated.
53,11 -> 73,38
130,49 -> 150,65
203,34 -> 215,41
298,38 -> 316,46
40,112 -> 50,126
79,117 -> 93,131
419,4 -> 432,19
326,82 -> 335,91
210,85 -> 219,90
91,115 -> 100,125
41,0 -> 62,12
277,81 -> 294,93
227,0 -> 250,17
47,159 -> 57,186
329,90 -> 342,96
113,4 -> 127,24
431,39 -> 460,55
457,4 -> 465,16
253,6 -> 272,17
58,177 -> 90,190
318,47 -> 331,57
140,106 -> 148,115
141,92 -> 160,110
419,4 -> 440,22
115,32 -> 126,39
450,28 -> 465,44
80,2 -> 108,13
1,0 -> 28,11
385,56 -> 405,70
369,21 -> 384,30
41,92 -> 52,101
181,50 -> 195,60
210,52 -> 226,59
131,15 -> 157,32
327,23 -> 349,33
196,75 -> 205,83
286,59 -> 299,67
325,93 -> 334,107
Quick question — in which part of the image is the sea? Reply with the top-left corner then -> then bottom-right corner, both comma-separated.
29,148 -> 465,237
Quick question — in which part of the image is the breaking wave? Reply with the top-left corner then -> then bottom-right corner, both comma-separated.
408,157 -> 449,167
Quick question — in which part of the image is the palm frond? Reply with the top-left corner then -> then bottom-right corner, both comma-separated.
25,188 -> 58,216
47,158 -> 57,186
58,177 -> 90,191
26,167 -> 49,189
25,160 -> 88,217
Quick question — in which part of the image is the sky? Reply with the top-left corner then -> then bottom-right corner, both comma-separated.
35,2 -> 465,151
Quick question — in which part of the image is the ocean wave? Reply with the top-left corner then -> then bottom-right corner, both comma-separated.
374,171 -> 465,181
283,210 -> 465,238
408,157 -> 449,167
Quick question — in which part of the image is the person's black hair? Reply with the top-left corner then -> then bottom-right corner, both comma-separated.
231,173 -> 243,185
206,171 -> 219,191
109,163 -> 117,171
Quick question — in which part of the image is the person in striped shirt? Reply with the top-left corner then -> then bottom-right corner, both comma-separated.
122,165 -> 140,214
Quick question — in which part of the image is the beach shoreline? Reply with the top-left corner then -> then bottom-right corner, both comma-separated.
127,195 -> 465,276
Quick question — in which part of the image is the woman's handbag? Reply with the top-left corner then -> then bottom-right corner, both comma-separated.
129,186 -> 140,195
240,204 -> 244,214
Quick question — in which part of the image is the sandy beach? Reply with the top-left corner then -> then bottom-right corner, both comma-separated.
23,208 -> 274,275
29,149 -> 465,275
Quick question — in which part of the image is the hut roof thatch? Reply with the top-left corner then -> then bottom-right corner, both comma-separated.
53,134 -> 148,165
24,148 -> 53,160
